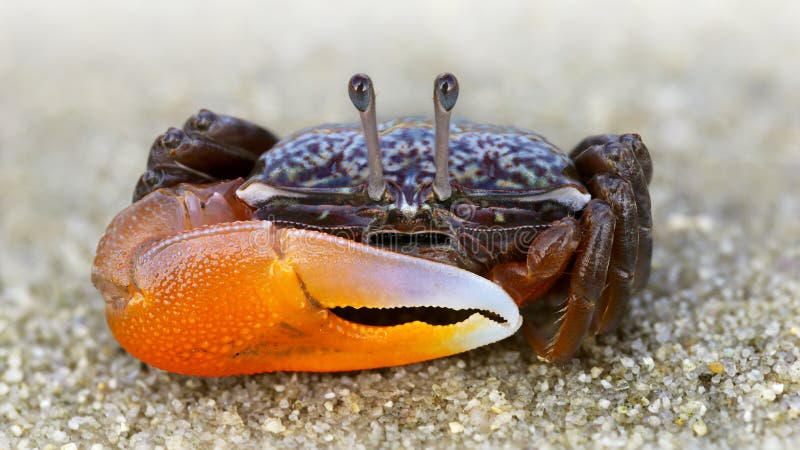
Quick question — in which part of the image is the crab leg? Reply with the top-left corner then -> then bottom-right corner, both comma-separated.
135,110 -> 278,201
572,134 -> 653,290
93,181 -> 521,376
586,175 -> 639,334
183,109 -> 279,156
570,133 -> 653,184
543,200 -> 615,361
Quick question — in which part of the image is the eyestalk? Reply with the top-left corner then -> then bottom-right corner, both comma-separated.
348,73 -> 385,201
432,73 -> 459,201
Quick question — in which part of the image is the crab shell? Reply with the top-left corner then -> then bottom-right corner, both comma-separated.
93,118 -> 594,376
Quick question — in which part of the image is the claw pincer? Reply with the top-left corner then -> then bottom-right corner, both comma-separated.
93,180 -> 520,376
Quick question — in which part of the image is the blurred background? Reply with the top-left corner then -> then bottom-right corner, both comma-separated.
1,0 -> 797,286
1,1 -> 798,448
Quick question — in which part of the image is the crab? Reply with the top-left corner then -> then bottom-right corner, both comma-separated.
92,73 -> 653,376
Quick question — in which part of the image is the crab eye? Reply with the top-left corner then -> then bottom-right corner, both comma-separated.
435,73 -> 459,112
348,74 -> 372,112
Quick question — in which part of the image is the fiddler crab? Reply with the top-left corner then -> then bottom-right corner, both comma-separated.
92,74 -> 653,376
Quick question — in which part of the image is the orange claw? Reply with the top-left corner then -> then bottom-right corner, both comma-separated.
92,180 -> 521,376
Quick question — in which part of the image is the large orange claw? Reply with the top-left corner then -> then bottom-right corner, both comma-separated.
92,181 -> 521,376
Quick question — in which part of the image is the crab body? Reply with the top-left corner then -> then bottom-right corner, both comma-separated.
93,74 -> 653,376
240,117 -> 589,273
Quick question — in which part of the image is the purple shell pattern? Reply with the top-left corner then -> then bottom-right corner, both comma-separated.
251,117 -> 582,193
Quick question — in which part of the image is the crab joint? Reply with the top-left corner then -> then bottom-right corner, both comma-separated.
92,182 -> 520,376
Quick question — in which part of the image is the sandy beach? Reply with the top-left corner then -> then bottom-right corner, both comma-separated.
1,1 -> 799,448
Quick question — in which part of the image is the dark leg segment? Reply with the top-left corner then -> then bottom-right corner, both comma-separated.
540,200 -> 615,362
148,127 -> 260,176
573,139 -> 653,291
133,110 -> 279,202
570,133 -> 653,184
183,109 -> 278,156
586,174 -> 639,334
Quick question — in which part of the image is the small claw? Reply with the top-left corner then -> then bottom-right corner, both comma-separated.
93,185 -> 520,376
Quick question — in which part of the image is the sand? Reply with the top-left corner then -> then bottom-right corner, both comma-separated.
1,1 -> 799,448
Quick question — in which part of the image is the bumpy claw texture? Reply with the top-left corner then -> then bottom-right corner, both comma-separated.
93,179 -> 251,307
